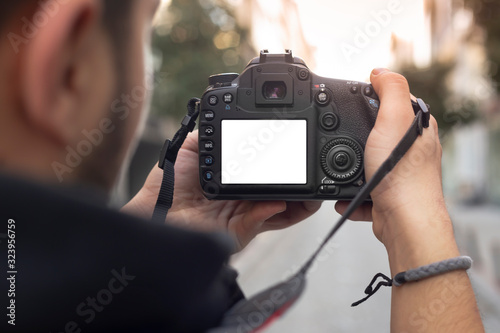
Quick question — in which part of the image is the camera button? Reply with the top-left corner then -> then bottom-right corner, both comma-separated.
209,95 -> 218,106
204,171 -> 214,182
315,89 -> 330,105
204,156 -> 214,166
319,185 -> 339,195
223,93 -> 233,103
367,98 -> 380,110
355,179 -> 365,187
298,69 -> 310,80
204,110 -> 215,121
204,126 -> 215,136
321,113 -> 339,131
334,152 -> 350,169
363,86 -> 373,96
203,141 -> 214,151
350,85 -> 359,94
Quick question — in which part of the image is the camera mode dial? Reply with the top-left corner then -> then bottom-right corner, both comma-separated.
209,73 -> 239,87
320,138 -> 363,182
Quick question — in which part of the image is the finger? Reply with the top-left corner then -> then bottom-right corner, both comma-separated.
302,201 -> 323,212
181,130 -> 199,154
235,201 -> 287,248
263,201 -> 322,230
249,201 -> 288,224
239,201 -> 287,233
334,201 -> 373,221
430,115 -> 439,137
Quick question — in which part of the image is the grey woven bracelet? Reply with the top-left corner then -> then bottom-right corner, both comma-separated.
352,256 -> 473,307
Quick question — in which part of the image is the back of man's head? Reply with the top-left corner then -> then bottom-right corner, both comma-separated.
2,0 -> 133,48
0,0 -> 157,192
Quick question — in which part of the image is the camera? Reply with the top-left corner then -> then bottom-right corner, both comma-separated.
198,50 -> 380,200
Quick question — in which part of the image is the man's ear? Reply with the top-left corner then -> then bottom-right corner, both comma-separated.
20,0 -> 104,147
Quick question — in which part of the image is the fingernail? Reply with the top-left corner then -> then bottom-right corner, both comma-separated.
372,68 -> 389,76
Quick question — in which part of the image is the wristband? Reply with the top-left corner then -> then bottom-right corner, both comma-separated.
352,256 -> 473,307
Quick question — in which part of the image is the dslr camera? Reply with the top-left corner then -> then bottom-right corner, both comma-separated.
198,50 -> 379,200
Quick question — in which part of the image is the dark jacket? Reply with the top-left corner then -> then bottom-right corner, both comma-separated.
0,174 -> 243,332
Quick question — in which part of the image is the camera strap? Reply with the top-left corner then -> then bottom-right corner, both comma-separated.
207,98 -> 430,333
152,96 -> 430,332
152,98 -> 200,222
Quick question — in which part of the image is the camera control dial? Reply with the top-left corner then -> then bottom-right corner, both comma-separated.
320,138 -> 363,182
209,73 -> 239,87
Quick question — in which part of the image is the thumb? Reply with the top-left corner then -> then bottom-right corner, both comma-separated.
370,69 -> 415,140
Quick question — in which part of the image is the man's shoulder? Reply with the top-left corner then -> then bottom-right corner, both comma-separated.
0,173 -> 232,257
0,174 -> 237,332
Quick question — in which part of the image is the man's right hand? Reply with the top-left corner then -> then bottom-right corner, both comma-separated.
337,69 -> 454,265
337,69 -> 484,332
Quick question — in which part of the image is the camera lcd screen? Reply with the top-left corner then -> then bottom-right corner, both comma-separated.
221,120 -> 307,184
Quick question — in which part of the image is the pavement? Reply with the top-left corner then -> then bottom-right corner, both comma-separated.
231,202 -> 391,332
230,202 -> 500,332
450,204 -> 500,332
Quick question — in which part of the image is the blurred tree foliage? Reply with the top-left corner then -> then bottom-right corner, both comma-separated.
400,62 -> 477,133
151,0 -> 253,119
397,0 -> 500,132
465,0 -> 500,93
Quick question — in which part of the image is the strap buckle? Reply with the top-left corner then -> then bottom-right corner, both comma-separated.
181,114 -> 197,132
412,98 -> 431,134
417,98 -> 430,128
182,100 -> 200,133
158,100 -> 200,170
158,139 -> 174,170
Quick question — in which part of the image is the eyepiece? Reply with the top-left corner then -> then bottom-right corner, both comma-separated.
263,81 -> 287,100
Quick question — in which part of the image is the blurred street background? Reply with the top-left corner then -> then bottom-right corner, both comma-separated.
114,0 -> 500,331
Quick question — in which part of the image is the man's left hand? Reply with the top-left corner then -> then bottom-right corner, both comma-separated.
122,131 -> 322,250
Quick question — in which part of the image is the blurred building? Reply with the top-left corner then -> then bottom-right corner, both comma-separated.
392,0 -> 500,327
431,0 -> 491,204
393,0 -> 495,204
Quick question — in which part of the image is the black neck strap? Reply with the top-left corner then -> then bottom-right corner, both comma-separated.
153,98 -> 430,333
152,98 -> 200,222
207,99 -> 430,333
299,98 -> 429,275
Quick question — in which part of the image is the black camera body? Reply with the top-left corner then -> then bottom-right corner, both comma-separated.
198,50 -> 380,200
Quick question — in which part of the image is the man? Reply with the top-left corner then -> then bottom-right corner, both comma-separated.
0,0 -> 484,332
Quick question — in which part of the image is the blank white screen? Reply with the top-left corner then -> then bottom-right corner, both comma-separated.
221,120 -> 307,184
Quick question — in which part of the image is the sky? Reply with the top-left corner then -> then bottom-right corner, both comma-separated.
253,0 -> 430,81
298,0 -> 429,79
